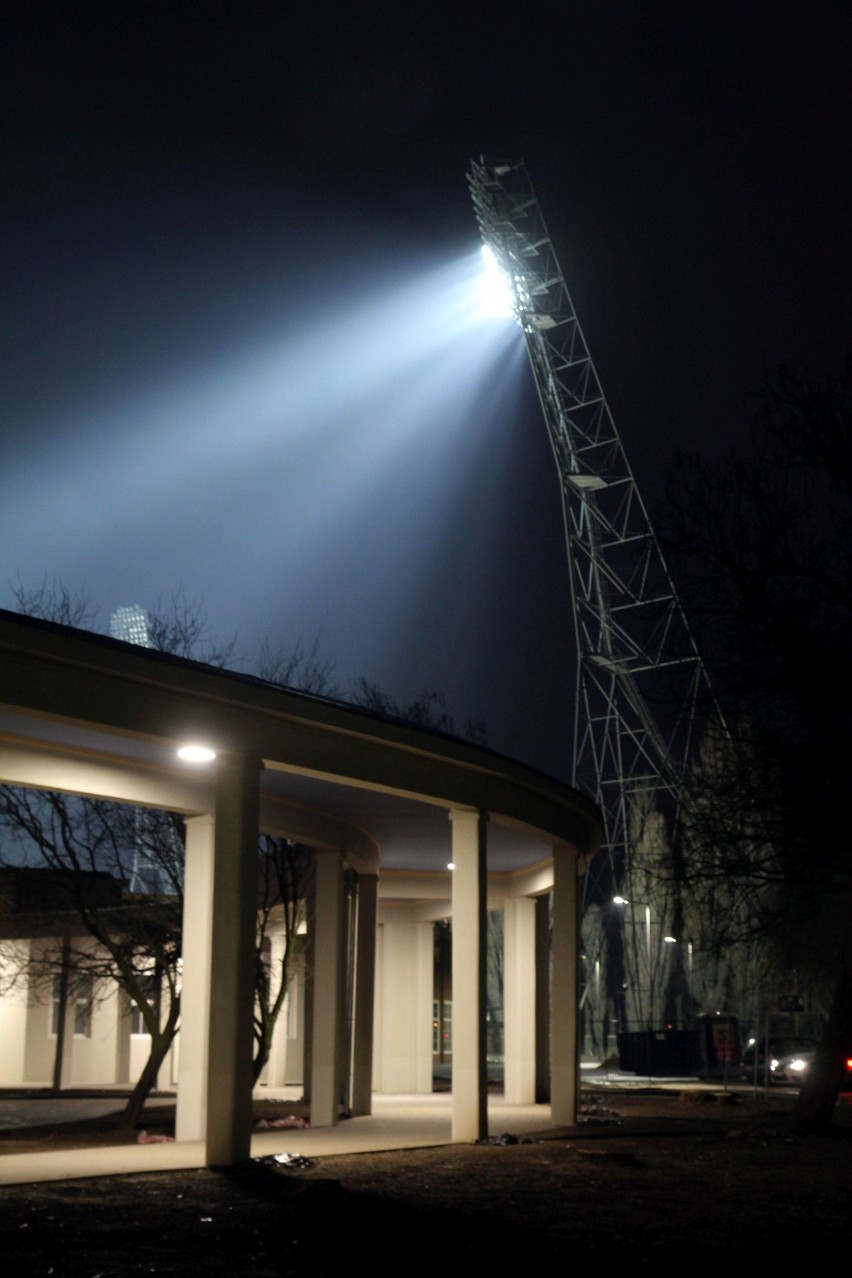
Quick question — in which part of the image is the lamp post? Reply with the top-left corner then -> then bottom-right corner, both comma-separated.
661,934 -> 696,1030
613,896 -> 653,1029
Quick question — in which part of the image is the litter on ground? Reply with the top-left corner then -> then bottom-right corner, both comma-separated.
255,1115 -> 310,1129
253,1152 -> 314,1169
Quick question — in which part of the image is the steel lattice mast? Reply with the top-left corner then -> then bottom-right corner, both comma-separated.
468,156 -> 714,910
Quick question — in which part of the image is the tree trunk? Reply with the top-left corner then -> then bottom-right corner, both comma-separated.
252,1037 -> 271,1086
790,950 -> 852,1131
117,1007 -> 179,1131
51,936 -> 72,1093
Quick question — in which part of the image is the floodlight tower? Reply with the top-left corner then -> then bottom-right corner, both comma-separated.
467,157 -> 714,915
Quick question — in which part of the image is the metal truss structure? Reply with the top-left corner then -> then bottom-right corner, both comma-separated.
468,156 -> 715,911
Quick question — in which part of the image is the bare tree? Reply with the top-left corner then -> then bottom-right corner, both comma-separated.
8,576 -> 98,629
252,836 -> 314,1085
679,718 -> 788,1028
347,677 -> 486,745
145,589 -> 238,667
0,792 -> 183,1129
579,904 -> 609,1060
256,637 -> 339,698
618,795 -> 681,1032
660,358 -> 852,1129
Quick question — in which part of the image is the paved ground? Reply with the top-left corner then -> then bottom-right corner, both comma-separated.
2,1084 -> 851,1270
0,1091 -> 151,1131
0,1082 -> 580,1183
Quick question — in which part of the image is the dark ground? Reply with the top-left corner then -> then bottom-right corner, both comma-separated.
1,1087 -> 851,1272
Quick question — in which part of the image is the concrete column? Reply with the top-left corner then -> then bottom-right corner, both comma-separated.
503,895 -> 536,1104
0,941 -> 28,1085
373,918 -> 434,1093
450,808 -> 488,1143
204,753 -> 260,1166
351,873 -> 377,1116
302,890 -> 315,1103
551,841 -> 580,1125
535,894 -> 551,1103
175,813 -> 214,1142
310,847 -> 344,1127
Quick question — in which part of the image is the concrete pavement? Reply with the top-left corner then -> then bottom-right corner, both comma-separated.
0,1088 -> 569,1186
1,1066 -> 751,1187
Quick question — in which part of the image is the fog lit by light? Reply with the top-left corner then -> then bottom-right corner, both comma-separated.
1,236 -> 529,732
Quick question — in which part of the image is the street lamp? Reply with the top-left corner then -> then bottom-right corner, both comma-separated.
613,896 -> 653,1028
657,934 -> 696,1026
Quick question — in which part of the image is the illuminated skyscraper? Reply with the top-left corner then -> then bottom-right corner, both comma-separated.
109,605 -> 159,893
109,605 -> 151,647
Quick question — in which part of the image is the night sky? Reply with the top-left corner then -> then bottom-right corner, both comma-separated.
2,2 -> 851,784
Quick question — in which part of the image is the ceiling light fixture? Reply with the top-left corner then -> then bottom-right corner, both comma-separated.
177,744 -> 216,763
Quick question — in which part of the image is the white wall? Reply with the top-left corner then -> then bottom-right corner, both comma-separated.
0,941 -> 29,1084
1,938 -> 177,1090
373,918 -> 434,1093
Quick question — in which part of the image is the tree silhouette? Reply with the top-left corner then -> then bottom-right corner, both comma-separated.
661,358 -> 852,1128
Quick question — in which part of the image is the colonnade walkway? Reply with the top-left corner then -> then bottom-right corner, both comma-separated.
0,1088 -> 566,1186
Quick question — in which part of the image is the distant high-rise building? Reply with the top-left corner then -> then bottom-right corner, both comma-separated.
109,605 -> 151,647
109,605 -> 165,892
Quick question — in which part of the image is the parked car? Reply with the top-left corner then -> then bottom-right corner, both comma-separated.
738,1036 -> 819,1084
770,1045 -> 816,1085
740,1037 -> 852,1087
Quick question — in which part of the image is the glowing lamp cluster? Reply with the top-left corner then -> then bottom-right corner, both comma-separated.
177,744 -> 216,764
479,245 -> 516,319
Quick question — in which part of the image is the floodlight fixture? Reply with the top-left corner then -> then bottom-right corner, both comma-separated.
467,155 -> 721,955
479,244 -> 515,319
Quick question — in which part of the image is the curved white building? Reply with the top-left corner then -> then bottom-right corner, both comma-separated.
0,609 -> 602,1168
